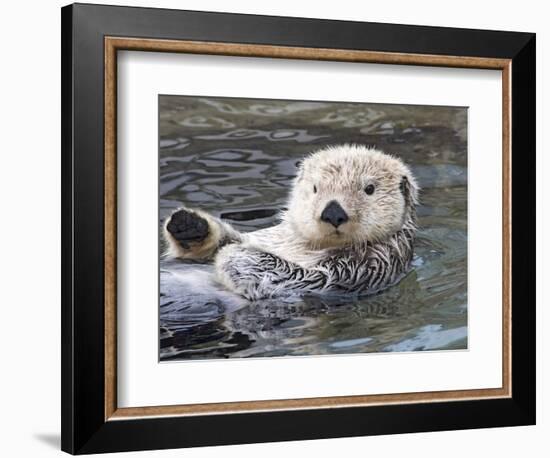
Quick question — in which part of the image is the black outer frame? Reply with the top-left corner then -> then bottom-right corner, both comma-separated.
61,3 -> 536,454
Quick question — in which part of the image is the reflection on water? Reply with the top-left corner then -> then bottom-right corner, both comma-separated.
159,96 -> 468,360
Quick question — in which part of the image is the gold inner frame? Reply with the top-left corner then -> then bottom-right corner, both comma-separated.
104,37 -> 512,421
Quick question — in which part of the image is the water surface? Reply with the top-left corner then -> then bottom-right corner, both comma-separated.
159,95 -> 468,361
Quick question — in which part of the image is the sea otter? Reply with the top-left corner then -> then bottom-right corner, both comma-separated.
164,145 -> 419,300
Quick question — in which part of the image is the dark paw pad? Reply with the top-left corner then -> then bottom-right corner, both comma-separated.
166,209 -> 209,248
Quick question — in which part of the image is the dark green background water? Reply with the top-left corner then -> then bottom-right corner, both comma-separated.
159,95 -> 467,361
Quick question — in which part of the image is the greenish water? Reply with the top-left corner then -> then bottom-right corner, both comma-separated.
159,95 -> 467,361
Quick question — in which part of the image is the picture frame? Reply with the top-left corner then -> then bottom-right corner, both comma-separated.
61,3 -> 536,454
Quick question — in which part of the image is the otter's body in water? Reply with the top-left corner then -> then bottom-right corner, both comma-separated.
164,145 -> 419,301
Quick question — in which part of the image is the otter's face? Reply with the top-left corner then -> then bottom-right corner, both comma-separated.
285,146 -> 418,248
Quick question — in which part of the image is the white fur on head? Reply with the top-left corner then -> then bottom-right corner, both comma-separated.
284,144 -> 419,248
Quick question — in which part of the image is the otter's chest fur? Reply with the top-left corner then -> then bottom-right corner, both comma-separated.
223,221 -> 416,298
242,223 -> 330,268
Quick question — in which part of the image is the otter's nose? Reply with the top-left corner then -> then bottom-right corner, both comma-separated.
320,200 -> 349,228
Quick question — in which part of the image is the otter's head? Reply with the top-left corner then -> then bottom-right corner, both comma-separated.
285,145 -> 419,248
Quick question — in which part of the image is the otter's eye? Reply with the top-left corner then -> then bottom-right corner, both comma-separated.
313,185 -> 317,193
364,184 -> 375,195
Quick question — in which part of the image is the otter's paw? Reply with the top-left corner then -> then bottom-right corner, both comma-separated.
215,245 -> 276,300
163,207 -> 223,260
166,208 -> 209,249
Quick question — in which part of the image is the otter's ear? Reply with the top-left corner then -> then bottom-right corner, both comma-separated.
400,175 -> 418,208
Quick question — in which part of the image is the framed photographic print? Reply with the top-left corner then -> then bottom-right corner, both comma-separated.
61,3 -> 536,454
